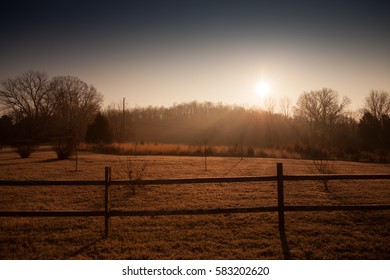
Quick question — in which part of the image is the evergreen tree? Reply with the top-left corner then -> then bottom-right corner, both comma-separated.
358,112 -> 381,150
85,113 -> 113,144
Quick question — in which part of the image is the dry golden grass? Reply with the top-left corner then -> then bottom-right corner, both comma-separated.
86,142 -> 302,159
0,147 -> 389,259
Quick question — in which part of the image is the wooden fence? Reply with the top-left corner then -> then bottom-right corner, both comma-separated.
1,163 -> 390,238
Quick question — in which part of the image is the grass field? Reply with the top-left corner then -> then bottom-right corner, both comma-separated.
0,147 -> 389,259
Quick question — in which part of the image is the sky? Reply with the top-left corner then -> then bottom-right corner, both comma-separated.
1,0 -> 390,111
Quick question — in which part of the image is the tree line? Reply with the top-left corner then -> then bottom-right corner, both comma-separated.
103,89 -> 390,161
1,71 -> 390,162
0,71 -> 102,143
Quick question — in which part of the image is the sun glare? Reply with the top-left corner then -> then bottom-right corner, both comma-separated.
255,81 -> 271,98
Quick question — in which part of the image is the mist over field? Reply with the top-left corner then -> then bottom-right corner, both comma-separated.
1,74 -> 390,163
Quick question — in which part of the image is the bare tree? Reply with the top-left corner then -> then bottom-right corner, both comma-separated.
1,71 -> 103,142
263,96 -> 276,114
0,71 -> 58,141
123,158 -> 148,195
363,90 -> 390,119
279,96 -> 292,119
51,75 -> 103,139
311,159 -> 335,192
0,71 -> 55,121
293,88 -> 352,157
294,88 -> 350,142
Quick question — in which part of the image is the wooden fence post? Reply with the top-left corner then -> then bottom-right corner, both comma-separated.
105,167 -> 112,238
277,163 -> 285,232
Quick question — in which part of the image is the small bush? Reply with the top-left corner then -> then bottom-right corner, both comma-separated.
52,137 -> 76,159
311,159 -> 336,191
13,141 -> 36,158
124,159 -> 148,195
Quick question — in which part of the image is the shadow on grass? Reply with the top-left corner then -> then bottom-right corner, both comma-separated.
0,157 -> 67,166
0,162 -> 26,167
279,230 -> 292,260
223,158 -> 243,176
63,237 -> 104,259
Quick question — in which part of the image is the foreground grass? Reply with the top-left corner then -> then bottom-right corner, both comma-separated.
0,147 -> 389,259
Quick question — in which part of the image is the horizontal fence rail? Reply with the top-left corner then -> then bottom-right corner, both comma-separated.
283,174 -> 390,181
3,174 -> 389,187
111,176 -> 278,185
0,164 -> 389,238
0,211 -> 105,217
0,180 -> 105,186
0,176 -> 277,187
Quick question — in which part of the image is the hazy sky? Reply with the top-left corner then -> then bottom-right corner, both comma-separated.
1,0 -> 389,110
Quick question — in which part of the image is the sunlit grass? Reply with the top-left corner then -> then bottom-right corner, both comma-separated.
85,142 -> 302,159
0,148 -> 389,259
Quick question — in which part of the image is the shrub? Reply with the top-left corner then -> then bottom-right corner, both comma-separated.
52,137 -> 76,159
311,159 -> 336,191
13,141 -> 36,158
124,159 -> 148,195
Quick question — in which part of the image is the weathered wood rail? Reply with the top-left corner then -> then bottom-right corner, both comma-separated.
1,163 -> 390,237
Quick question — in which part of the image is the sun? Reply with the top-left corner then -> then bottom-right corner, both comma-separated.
255,81 -> 271,98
